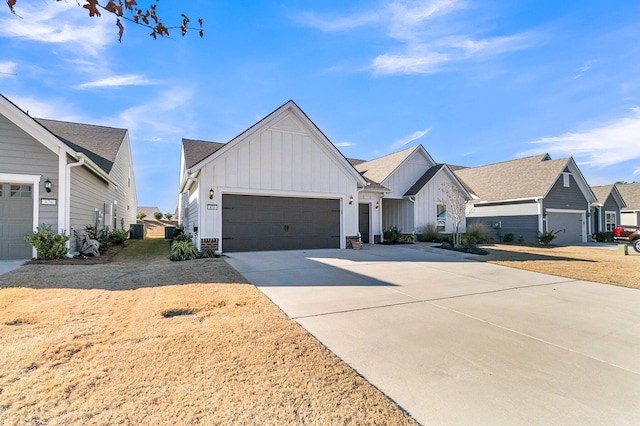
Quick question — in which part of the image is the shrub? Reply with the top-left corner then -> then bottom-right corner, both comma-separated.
170,240 -> 199,261
164,212 -> 173,221
502,233 -> 514,243
400,233 -> 417,244
172,233 -> 193,244
465,222 -> 493,244
594,232 -> 614,242
109,229 -> 129,246
382,226 -> 402,244
153,211 -> 163,220
84,225 -> 111,253
416,223 -> 441,242
25,224 -> 70,260
200,248 -> 219,258
538,230 -> 559,245
137,212 -> 146,220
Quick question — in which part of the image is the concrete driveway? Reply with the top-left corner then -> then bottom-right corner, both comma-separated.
226,243 -> 640,425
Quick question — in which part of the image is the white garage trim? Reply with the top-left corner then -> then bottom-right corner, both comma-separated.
0,173 -> 41,258
545,208 -> 587,243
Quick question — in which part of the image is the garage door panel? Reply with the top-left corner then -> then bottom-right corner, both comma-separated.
547,212 -> 583,244
222,194 -> 340,252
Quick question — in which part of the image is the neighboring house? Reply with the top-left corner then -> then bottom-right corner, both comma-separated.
138,206 -> 161,219
590,184 -> 626,234
617,182 -> 640,226
178,100 -> 469,253
0,94 -> 138,259
454,154 -> 596,244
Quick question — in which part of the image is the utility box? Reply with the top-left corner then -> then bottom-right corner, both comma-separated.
164,226 -> 176,240
130,223 -> 145,240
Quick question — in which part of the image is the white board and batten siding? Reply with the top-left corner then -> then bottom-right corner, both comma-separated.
414,169 -> 467,234
382,150 -> 436,198
197,111 -> 360,248
467,201 -> 541,218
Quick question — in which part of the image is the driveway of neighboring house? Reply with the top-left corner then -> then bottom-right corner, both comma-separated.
226,243 -> 640,425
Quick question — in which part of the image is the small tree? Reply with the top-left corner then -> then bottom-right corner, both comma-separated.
164,212 -> 173,221
153,211 -> 163,220
136,212 -> 146,220
438,182 -> 468,246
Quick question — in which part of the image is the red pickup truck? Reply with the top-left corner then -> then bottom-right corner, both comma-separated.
613,226 -> 640,253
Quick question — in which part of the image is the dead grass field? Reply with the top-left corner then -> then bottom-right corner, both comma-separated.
480,243 -> 640,289
0,240 -> 417,425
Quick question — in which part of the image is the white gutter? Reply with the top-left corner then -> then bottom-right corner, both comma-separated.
76,153 -> 119,187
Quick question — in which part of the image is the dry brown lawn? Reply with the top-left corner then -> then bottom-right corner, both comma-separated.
480,243 -> 640,289
0,240 -> 417,425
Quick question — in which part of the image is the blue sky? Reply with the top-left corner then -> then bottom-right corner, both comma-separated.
1,0 -> 639,213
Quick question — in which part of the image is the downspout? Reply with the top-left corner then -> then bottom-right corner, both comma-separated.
183,172 -> 200,241
65,158 -> 85,249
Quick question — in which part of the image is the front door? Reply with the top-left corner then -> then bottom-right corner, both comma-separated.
358,203 -> 370,243
0,183 -> 33,259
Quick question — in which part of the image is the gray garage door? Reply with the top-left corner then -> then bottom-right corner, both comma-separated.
547,212 -> 583,244
0,183 -> 33,259
222,194 -> 340,252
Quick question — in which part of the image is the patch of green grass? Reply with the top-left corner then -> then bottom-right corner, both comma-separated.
115,238 -> 170,260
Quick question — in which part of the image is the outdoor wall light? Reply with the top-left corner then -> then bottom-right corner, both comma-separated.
209,188 -> 214,199
44,178 -> 52,193
375,201 -> 380,209
349,196 -> 353,205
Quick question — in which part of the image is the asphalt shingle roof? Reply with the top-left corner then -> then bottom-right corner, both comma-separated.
453,154 -> 571,202
590,184 -> 615,205
404,164 -> 445,196
354,145 -> 417,184
183,138 -> 226,169
618,182 -> 640,210
35,118 -> 126,174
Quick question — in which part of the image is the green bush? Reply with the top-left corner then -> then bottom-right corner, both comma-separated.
153,211 -> 163,220
465,222 -> 493,244
109,229 -> 129,246
594,232 -> 614,242
137,212 -> 146,220
164,212 -> 173,221
537,230 -> 559,245
25,224 -> 70,260
502,233 -> 514,243
170,240 -> 199,261
383,226 -> 402,244
200,248 -> 219,258
416,223 -> 441,242
172,233 -> 193,244
84,225 -> 110,253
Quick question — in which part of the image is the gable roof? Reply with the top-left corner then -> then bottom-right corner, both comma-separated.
454,154 -> 593,203
590,184 -> 626,208
137,206 -> 161,217
404,164 -> 445,196
618,182 -> 640,211
182,138 -> 225,169
35,119 -> 126,174
186,100 -> 367,187
354,145 -> 434,184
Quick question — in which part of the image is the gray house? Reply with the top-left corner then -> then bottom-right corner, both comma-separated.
618,182 -> 640,226
454,154 -> 596,244
590,184 -> 626,234
0,94 -> 138,259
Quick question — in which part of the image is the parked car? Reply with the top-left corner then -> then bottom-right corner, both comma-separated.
613,226 -> 640,253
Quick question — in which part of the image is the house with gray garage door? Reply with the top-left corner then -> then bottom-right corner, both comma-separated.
590,184 -> 626,234
178,100 -> 469,252
617,182 -> 640,226
454,153 -> 596,244
0,94 -> 138,259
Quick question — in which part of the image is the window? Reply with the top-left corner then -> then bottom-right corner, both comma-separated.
436,204 -> 446,231
10,185 -> 32,197
605,211 -> 617,232
563,173 -> 571,187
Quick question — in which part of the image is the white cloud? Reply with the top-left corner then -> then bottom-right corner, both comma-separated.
295,0 -> 538,75
0,1 -> 113,54
335,142 -> 353,147
4,95 -> 81,121
0,61 -> 17,76
518,108 -> 640,168
78,75 -> 158,89
392,127 -> 431,149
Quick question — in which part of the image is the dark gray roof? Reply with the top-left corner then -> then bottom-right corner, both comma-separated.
183,138 -> 226,169
404,164 -> 445,196
618,182 -> 640,211
35,118 -> 126,174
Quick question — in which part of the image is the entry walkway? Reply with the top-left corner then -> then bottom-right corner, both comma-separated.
0,259 -> 28,276
226,243 -> 640,425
